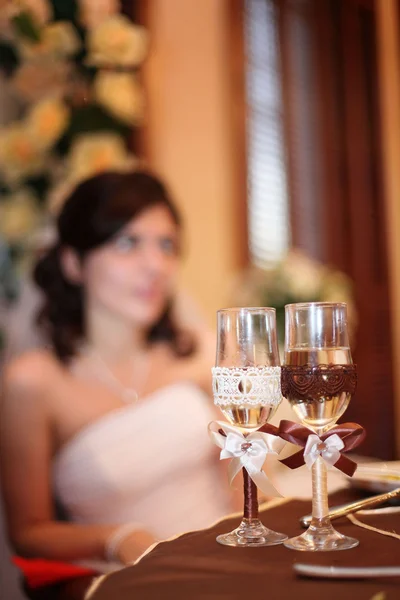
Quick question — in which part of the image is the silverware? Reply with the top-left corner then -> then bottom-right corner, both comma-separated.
294,563 -> 400,579
300,487 -> 400,528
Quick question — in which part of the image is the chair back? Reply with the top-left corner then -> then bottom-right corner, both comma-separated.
0,478 -> 29,599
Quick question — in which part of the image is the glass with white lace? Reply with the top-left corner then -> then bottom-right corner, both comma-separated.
282,302 -> 358,551
212,307 -> 287,547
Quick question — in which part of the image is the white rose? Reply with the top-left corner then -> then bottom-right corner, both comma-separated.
94,72 -> 144,125
0,189 -> 40,243
0,123 -> 46,183
27,97 -> 69,149
19,21 -> 81,59
78,0 -> 120,29
67,132 -> 135,183
0,0 -> 51,37
86,15 -> 148,67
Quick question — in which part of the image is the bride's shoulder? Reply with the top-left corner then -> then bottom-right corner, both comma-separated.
2,349 -> 63,396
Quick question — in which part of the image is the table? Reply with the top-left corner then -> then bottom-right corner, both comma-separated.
86,492 -> 400,600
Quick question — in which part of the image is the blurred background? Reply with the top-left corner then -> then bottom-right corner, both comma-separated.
1,0 -> 400,460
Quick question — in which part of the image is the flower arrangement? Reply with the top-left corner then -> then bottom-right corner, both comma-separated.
234,249 -> 357,345
0,0 -> 148,305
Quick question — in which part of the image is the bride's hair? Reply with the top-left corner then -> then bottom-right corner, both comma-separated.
34,170 -> 194,361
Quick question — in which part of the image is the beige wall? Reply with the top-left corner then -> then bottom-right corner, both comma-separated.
142,0 -> 239,326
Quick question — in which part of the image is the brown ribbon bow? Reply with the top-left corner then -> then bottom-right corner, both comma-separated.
277,420 -> 366,477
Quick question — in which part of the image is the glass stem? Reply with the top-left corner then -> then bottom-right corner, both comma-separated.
310,456 -> 330,526
243,468 -> 259,520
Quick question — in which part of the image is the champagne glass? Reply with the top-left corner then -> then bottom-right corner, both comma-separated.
282,302 -> 358,551
212,307 -> 287,547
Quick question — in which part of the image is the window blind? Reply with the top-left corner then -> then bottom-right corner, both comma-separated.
244,0 -> 290,267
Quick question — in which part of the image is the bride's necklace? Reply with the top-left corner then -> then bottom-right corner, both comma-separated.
79,347 -> 150,403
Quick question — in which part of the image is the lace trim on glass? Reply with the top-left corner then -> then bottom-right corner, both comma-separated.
212,366 -> 282,407
281,364 -> 357,402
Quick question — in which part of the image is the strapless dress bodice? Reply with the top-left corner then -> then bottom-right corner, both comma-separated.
53,382 -> 231,541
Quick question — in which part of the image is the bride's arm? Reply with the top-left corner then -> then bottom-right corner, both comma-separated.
0,354 -> 154,565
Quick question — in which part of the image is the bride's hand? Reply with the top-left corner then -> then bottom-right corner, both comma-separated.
115,530 -> 157,564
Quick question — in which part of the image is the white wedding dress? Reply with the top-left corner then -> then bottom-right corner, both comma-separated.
4,278 -> 232,569
53,381 -> 231,569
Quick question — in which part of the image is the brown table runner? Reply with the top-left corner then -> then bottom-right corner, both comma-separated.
87,494 -> 400,600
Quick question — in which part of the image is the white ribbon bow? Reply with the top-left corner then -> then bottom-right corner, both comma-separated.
208,421 -> 284,497
303,433 -> 345,470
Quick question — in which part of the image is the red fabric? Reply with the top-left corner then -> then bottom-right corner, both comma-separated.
13,556 -> 96,589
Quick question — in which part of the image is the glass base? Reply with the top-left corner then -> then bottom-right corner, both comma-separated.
217,518 -> 288,548
284,521 -> 359,552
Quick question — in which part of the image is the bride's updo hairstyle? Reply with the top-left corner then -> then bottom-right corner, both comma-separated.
34,170 -> 193,361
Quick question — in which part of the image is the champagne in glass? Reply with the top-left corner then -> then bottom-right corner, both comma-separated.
282,302 -> 358,552
212,307 -> 287,547
285,348 -> 353,430
220,404 -> 278,431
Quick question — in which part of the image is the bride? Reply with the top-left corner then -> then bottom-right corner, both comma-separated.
0,170 -> 232,569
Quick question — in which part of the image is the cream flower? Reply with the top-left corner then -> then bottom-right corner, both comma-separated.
0,189 -> 40,243
78,0 -> 120,29
94,72 -> 144,125
47,177 -> 77,216
27,97 -> 69,149
86,15 -> 148,67
0,123 -> 46,183
0,0 -> 16,37
19,21 -> 81,59
321,271 -> 354,306
11,60 -> 71,102
49,134 -> 137,214
281,249 -> 324,300
67,132 -> 135,183
321,272 -> 358,342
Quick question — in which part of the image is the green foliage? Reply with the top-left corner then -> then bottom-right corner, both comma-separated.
51,0 -> 78,23
24,175 -> 51,205
56,104 -> 130,155
12,11 -> 41,42
0,41 -> 20,75
235,249 -> 356,346
0,244 -> 19,303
